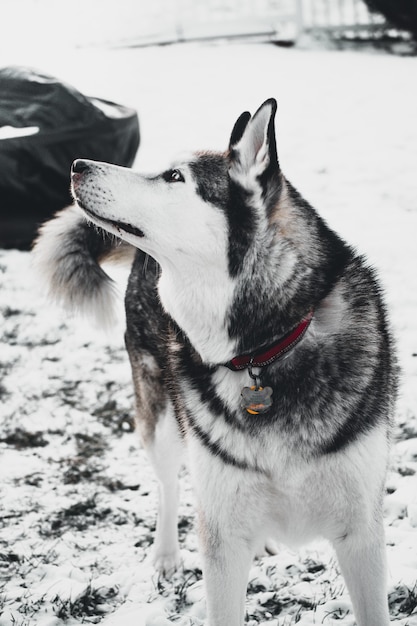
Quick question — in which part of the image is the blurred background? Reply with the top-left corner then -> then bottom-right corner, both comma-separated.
1,0 -> 415,250
1,0 -> 416,50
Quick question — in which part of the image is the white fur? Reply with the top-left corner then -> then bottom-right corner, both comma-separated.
187,425 -> 390,626
144,402 -> 184,577
229,102 -> 273,224
74,159 -> 239,363
33,205 -> 126,329
231,103 -> 273,185
64,106 -> 391,625
313,282 -> 347,334
158,266 -> 237,364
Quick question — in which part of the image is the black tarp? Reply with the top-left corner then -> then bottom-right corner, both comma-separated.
0,66 -> 140,249
363,0 -> 417,39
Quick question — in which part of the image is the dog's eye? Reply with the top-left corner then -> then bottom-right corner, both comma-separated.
163,169 -> 185,183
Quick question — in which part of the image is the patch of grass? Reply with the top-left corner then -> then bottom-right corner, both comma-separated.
52,584 -> 119,622
390,583 -> 417,617
178,515 -> 193,541
0,552 -> 20,564
101,478 -> 141,492
62,461 -> 102,485
304,558 -> 326,575
247,593 -> 284,621
59,380 -> 83,407
62,432 -> 107,485
92,400 -> 135,435
0,383 -> 9,400
154,568 -> 202,614
16,593 -> 47,620
395,415 -> 417,441
0,551 -> 21,582
23,473 -> 43,487
398,465 -> 416,477
75,432 -> 109,457
40,497 -> 113,537
2,307 -> 23,318
0,428 -> 48,449
9,616 -> 30,626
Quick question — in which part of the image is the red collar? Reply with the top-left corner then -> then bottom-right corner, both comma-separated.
225,310 -> 314,371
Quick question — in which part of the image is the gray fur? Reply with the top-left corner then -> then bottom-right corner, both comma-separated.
34,99 -> 398,626
33,205 -> 134,328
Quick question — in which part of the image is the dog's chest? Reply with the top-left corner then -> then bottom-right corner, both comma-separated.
177,361 -> 284,472
211,366 -> 252,414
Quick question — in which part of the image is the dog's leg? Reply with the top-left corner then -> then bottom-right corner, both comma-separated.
201,532 -> 254,626
190,445 -> 263,626
144,402 -> 184,577
127,343 -> 184,577
333,513 -> 390,626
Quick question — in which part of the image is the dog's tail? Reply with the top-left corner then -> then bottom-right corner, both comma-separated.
33,205 -> 135,328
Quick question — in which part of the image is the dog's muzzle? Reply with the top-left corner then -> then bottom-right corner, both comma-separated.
72,159 -> 90,175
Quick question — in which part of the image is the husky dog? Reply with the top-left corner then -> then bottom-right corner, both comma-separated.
34,99 -> 397,626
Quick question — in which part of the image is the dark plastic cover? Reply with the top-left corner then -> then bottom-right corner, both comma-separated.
0,66 -> 140,249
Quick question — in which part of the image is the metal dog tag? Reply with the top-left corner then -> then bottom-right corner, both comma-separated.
241,385 -> 273,415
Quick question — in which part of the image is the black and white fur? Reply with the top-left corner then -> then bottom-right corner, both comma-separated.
34,99 -> 397,626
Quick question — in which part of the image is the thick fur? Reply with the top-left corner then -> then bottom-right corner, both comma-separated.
34,205 -> 135,328
33,99 -> 397,626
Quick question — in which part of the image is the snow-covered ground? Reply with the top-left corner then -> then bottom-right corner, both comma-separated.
1,6 -> 417,625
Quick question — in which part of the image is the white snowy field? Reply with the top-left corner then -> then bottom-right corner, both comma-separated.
1,14 -> 417,626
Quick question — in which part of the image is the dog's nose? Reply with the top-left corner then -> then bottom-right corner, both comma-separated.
72,159 -> 89,174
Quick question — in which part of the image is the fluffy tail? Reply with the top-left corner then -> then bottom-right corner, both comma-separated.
33,205 -> 135,328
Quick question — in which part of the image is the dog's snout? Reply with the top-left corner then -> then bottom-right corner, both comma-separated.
72,159 -> 89,175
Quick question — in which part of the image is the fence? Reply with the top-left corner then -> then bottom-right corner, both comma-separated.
110,0 -> 301,47
298,0 -> 408,40
116,0 -> 409,48
19,0 -> 407,48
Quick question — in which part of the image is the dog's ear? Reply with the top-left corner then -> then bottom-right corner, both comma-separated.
228,99 -> 280,211
229,111 -> 251,147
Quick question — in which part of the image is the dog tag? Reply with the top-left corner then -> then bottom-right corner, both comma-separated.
241,385 -> 273,415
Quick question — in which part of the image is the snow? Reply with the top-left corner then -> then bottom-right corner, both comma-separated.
0,126 -> 39,139
1,4 -> 417,625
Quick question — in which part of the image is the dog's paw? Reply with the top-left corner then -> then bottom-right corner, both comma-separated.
153,548 -> 182,579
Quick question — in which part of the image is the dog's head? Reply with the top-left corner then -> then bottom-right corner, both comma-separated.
71,99 -> 282,277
